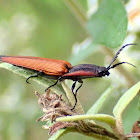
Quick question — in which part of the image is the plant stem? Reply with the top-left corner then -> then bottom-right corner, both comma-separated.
64,0 -> 87,27
65,127 -> 119,140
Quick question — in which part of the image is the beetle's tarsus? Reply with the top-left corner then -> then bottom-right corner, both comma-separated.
26,71 -> 43,84
45,79 -> 59,92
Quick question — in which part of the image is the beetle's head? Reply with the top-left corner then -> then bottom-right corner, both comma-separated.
98,67 -> 110,77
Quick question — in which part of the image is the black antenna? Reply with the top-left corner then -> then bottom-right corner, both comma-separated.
107,43 -> 137,70
109,62 -> 136,70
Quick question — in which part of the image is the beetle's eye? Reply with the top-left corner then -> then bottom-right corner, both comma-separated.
103,72 -> 107,76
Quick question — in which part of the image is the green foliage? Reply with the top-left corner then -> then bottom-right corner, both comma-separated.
87,0 -> 127,48
113,81 -> 140,120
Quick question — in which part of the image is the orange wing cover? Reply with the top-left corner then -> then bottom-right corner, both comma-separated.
0,56 -> 72,75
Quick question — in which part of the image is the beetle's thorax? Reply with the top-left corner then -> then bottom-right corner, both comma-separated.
96,66 -> 110,77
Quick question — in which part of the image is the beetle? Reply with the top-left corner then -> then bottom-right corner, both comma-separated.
0,44 -> 136,109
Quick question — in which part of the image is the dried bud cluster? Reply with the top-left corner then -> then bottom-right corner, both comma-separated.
35,90 -> 79,135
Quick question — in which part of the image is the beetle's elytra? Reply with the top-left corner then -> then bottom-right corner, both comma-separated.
0,44 -> 136,109
0,56 -> 72,76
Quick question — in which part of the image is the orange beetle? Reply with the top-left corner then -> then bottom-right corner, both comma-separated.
0,44 -> 136,109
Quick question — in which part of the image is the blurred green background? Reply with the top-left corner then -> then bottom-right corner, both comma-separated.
0,0 -> 139,140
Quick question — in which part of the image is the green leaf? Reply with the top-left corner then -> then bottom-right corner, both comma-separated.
113,81 -> 140,120
87,87 -> 113,115
56,114 -> 116,127
0,63 -> 68,101
87,0 -> 127,48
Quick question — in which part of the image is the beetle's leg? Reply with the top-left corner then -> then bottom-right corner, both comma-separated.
26,71 -> 43,84
75,80 -> 83,97
45,77 -> 61,92
71,81 -> 77,93
71,80 -> 83,110
71,81 -> 77,110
